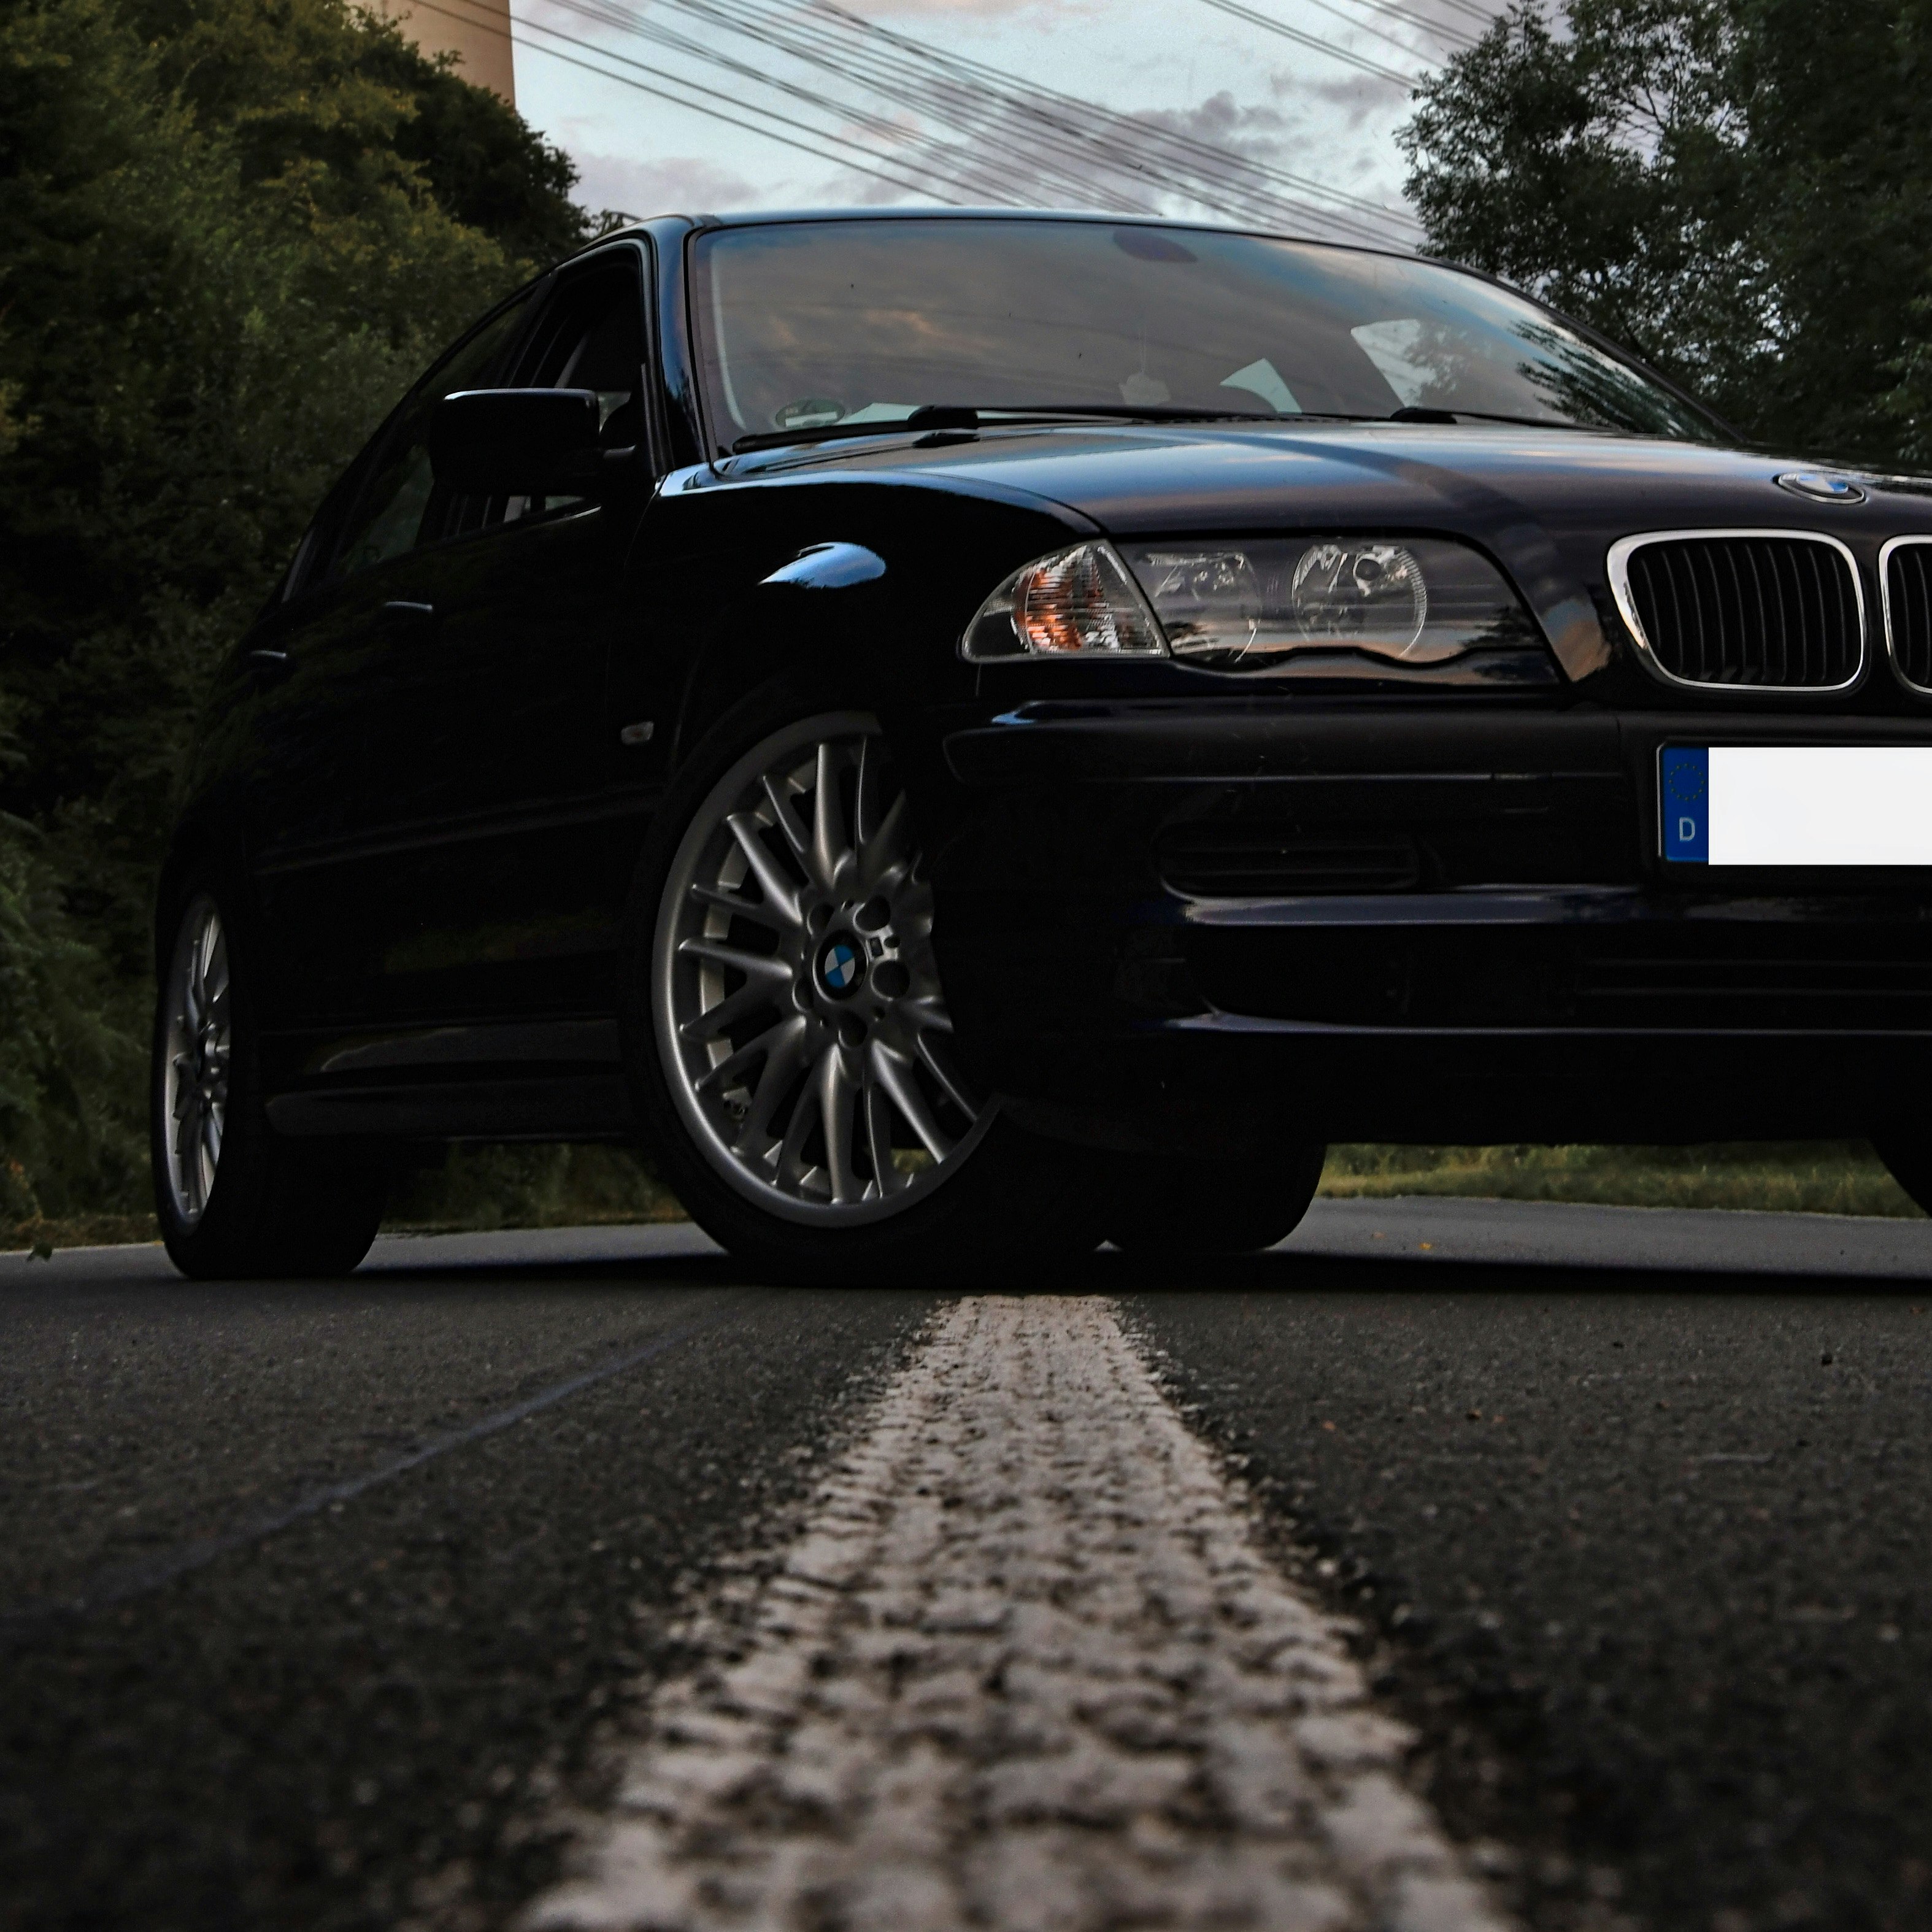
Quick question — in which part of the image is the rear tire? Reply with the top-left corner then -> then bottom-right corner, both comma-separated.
153,885 -> 386,1280
626,679 -> 1103,1282
1105,1144 -> 1326,1257
1874,1135 -> 1932,1217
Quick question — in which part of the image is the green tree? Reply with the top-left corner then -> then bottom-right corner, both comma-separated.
1399,0 -> 1932,464
126,0 -> 587,262
0,0 -> 591,1215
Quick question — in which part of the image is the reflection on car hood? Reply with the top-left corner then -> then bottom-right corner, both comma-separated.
722,421 -> 1925,541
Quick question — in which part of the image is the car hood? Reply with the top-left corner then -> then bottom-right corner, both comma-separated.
732,418 -> 1925,536
718,421 -> 1931,682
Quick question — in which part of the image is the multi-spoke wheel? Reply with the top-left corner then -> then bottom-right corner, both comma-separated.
634,691 -> 1101,1277
160,896 -> 231,1229
152,882 -> 385,1279
656,711 -> 988,1220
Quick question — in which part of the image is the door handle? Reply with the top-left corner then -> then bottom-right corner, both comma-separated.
380,599 -> 436,623
246,648 -> 291,679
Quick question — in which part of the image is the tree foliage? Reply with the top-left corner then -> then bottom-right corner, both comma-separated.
0,0 -> 589,1214
1399,0 -> 1932,465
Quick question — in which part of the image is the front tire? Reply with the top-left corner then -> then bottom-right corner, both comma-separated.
1874,1134 -> 1932,1217
153,887 -> 385,1279
628,685 -> 1101,1281
1105,1144 -> 1326,1257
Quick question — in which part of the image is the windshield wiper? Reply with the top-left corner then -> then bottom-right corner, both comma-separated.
1386,406 -> 1616,431
945,404 -> 1405,428
728,400 -> 1401,455
974,404 -> 1278,424
729,408 -> 968,455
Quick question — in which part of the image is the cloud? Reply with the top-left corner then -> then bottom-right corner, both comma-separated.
529,13 -> 1418,241
567,151 -> 764,218
1137,87 -> 1288,150
1269,66 -> 1406,130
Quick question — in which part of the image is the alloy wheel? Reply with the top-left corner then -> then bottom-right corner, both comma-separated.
160,896 -> 231,1226
654,713 -> 989,1225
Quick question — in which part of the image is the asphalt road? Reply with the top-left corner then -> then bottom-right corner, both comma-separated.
2,1201 -> 1929,1931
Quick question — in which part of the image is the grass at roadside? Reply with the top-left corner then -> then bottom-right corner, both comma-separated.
1,1147 -> 683,1255
6,1141 -> 1921,1253
381,1144 -> 685,1234
6,1213 -> 162,1255
1319,1141 -> 1922,1217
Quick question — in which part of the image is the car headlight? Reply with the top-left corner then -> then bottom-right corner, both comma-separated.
962,537 -> 1545,674
960,542 -> 1168,660
1119,537 -> 1541,671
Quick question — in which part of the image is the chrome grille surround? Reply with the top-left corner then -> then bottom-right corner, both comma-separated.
1606,529 -> 1866,695
1879,535 -> 1932,696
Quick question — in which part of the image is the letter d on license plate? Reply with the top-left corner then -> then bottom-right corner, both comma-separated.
1661,744 -> 1932,864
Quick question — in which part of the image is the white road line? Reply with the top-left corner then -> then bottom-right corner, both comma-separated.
528,1296 -> 1511,1932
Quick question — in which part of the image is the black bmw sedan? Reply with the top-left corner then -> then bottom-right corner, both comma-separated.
153,209 -> 1932,1277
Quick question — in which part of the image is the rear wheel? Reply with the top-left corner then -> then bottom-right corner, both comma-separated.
1105,1144 -> 1326,1257
153,888 -> 386,1279
631,688 -> 1101,1280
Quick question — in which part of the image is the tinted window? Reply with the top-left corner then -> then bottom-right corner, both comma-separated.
692,218 -> 1720,448
329,293 -> 533,581
483,264 -> 645,527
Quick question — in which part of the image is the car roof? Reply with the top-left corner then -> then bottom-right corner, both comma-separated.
591,206 -> 1424,270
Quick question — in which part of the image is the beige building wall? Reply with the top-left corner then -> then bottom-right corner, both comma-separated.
377,0 -> 517,104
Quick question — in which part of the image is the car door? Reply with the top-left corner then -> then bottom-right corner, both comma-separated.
341,244 -> 656,1035
244,289 -> 536,1027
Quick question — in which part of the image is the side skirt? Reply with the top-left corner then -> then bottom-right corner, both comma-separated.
266,1076 -> 635,1141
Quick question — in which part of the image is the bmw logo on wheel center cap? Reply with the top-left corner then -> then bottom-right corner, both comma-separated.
817,936 -> 865,998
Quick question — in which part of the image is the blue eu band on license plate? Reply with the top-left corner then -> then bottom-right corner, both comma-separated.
1661,745 -> 1932,864
1660,747 -> 1709,861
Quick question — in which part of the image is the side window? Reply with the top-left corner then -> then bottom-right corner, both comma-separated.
480,263 -> 647,530
328,292 -> 534,582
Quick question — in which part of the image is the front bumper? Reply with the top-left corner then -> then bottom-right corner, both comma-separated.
924,701 -> 1932,1145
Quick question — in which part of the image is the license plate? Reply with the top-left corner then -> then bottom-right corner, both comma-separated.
1661,745 -> 1932,864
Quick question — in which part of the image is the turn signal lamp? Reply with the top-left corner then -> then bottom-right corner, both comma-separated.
960,542 -> 1168,660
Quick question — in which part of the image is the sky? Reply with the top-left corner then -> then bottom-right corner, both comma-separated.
501,0 -> 1496,253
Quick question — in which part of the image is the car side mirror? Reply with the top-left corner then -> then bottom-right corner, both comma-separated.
428,388 -> 607,497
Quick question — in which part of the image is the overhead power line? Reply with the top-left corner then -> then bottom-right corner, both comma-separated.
684,0 -> 1419,240
1188,0 -> 1420,84
518,2 -> 991,204
408,0 -> 963,200
1326,0 -> 1484,52
1278,0 -> 1477,63
414,0 -> 1424,248
798,0 -> 1422,231
550,0 -> 1187,221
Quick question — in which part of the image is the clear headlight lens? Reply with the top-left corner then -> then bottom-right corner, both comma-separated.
1290,542 -> 1428,653
1122,537 -> 1541,671
961,535 -> 1544,674
960,541 -> 1168,660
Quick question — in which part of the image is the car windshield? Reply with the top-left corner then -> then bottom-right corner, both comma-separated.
691,217 -> 1722,452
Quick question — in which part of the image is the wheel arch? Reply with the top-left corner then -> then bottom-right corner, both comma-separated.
152,810 -> 252,982
648,477 -> 1091,781
667,585 -> 879,777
